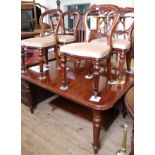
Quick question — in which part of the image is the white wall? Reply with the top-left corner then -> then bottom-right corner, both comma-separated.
35,0 -> 133,10
91,0 -> 134,7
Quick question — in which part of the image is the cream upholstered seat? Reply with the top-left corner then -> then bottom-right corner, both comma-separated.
60,42 -> 110,58
91,37 -> 130,49
21,35 -> 56,48
58,35 -> 75,43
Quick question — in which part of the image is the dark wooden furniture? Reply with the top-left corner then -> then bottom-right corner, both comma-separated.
113,7 -> 134,83
124,87 -> 134,155
21,0 -> 48,30
21,30 -> 40,39
59,5 -> 120,99
21,59 -> 134,154
58,10 -> 81,44
21,78 -> 52,112
21,9 -> 63,79
90,6 -> 134,85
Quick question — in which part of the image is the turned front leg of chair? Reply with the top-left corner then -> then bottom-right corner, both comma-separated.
54,46 -> 61,69
118,51 -> 126,82
126,49 -> 133,74
25,82 -> 33,113
44,49 -> 49,66
21,47 -> 26,73
59,55 -> 68,90
93,60 -> 100,98
85,60 -> 93,79
92,110 -> 102,154
106,54 -> 113,84
38,49 -> 46,79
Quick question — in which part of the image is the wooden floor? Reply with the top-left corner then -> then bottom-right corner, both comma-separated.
22,95 -> 133,155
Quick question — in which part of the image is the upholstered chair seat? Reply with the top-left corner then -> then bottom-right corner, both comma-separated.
91,37 -> 130,49
58,35 -> 75,43
21,35 -> 56,48
60,42 -> 110,58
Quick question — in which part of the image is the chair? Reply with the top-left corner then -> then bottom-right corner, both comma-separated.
91,7 -> 134,84
59,5 -> 120,100
58,10 -> 81,45
21,9 -> 63,79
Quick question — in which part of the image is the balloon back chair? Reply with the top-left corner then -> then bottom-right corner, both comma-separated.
58,10 -> 81,45
59,5 -> 120,100
21,9 -> 63,79
113,7 -> 134,83
91,7 -> 134,84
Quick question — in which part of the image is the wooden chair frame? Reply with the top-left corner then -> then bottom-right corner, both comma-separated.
60,4 -> 120,100
112,7 -> 134,82
60,5 -> 120,154
21,9 -> 63,79
59,10 -> 81,44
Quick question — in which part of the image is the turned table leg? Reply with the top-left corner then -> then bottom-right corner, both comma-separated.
25,82 -> 33,113
38,49 -> 46,79
92,110 -> 102,154
93,60 -> 100,98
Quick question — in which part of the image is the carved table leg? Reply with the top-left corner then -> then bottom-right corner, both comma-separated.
59,55 -> 68,90
93,60 -> 100,98
38,49 -> 46,79
92,110 -> 102,154
25,82 -> 33,113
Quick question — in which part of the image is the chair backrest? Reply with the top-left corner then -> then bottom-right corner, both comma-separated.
39,9 -> 63,43
83,4 -> 120,48
114,7 -> 134,42
61,10 -> 81,41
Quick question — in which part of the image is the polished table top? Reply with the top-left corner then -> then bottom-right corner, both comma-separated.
21,60 -> 134,111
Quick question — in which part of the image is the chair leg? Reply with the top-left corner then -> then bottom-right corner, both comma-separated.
54,46 -> 61,69
93,60 -> 100,98
38,49 -> 46,79
59,55 -> 68,90
126,49 -> 133,74
117,50 -> 126,83
92,110 -> 102,154
107,54 -> 116,84
44,49 -> 49,66
85,60 -> 93,79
